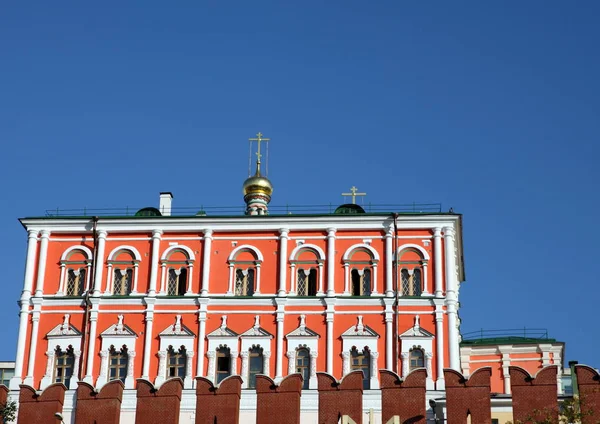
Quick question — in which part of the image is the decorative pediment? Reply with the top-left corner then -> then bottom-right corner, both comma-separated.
101,315 -> 137,337
207,316 -> 239,338
240,315 -> 273,338
47,314 -> 81,337
341,316 -> 379,338
159,315 -> 195,337
286,315 -> 319,338
399,315 -> 434,338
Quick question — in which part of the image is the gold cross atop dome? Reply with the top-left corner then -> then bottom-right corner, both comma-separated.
249,132 -> 270,174
341,186 -> 367,204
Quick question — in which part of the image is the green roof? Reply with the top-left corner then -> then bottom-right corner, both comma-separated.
461,336 -> 558,346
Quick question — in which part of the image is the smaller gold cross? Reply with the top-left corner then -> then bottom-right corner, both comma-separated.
341,186 -> 367,204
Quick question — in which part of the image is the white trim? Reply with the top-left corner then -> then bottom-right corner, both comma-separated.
397,243 -> 430,261
342,243 -> 381,261
60,245 -> 93,261
228,244 -> 264,262
288,243 -> 326,261
107,245 -> 142,261
160,244 -> 196,261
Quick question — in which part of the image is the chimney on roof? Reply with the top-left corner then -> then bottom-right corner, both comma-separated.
159,192 -> 173,216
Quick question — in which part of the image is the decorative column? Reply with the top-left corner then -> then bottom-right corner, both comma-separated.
372,263 -> 379,295
444,226 -> 460,371
148,230 -> 162,296
343,263 -> 350,296
104,264 -> 113,295
230,351 -> 238,375
196,301 -> 208,376
326,228 -> 336,296
159,263 -> 167,294
385,226 -> 394,297
422,262 -> 429,295
126,351 -> 136,389
384,301 -> 394,370
156,351 -> 167,385
227,264 -> 235,295
98,350 -> 109,386
342,351 -> 350,376
425,352 -> 434,390
24,303 -> 42,386
309,351 -> 318,389
185,262 -> 194,295
12,301 -> 30,388
142,298 -> 156,379
278,229 -> 289,296
326,302 -> 334,374
57,264 -> 67,295
34,230 -> 51,297
21,229 -> 39,300
286,351 -> 295,375
185,352 -> 194,388
92,230 -> 107,296
200,229 -> 213,296
131,263 -> 140,294
41,350 -> 55,388
501,351 -> 511,394
370,351 -> 380,389
400,351 -> 409,377
275,303 -> 285,379
206,351 -> 216,382
289,264 -> 296,294
240,351 -> 249,387
263,351 -> 271,376
435,307 -> 445,389
84,301 -> 99,383
255,263 -> 262,294
433,228 -> 443,298
72,350 -> 82,389
317,263 -> 324,296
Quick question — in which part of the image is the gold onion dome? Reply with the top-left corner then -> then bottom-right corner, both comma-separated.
242,171 -> 273,198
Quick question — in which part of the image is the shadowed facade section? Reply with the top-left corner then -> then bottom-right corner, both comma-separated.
380,369 -> 427,424
574,365 -> 600,424
17,383 -> 66,424
509,365 -> 558,423
135,378 -> 183,424
0,385 -> 8,406
444,368 -> 492,424
256,374 -> 303,424
317,371 -> 364,424
75,380 -> 124,424
195,375 -> 242,424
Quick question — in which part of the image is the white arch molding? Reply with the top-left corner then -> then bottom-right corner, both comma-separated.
342,243 -> 381,261
60,245 -> 93,261
160,244 -> 196,261
288,243 -> 326,261
228,244 -> 264,262
342,243 -> 381,296
397,243 -> 430,261
107,245 -> 143,261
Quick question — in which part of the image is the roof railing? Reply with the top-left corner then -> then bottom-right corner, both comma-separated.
461,328 -> 550,341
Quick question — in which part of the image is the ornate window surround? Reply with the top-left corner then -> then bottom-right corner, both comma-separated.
342,243 -> 380,296
226,245 -> 263,296
206,316 -> 239,384
159,245 -> 196,296
97,315 -> 137,389
41,314 -> 82,390
288,243 -> 325,296
239,316 -> 273,389
341,316 -> 379,389
155,315 -> 195,388
399,315 -> 435,390
397,243 -> 430,296
285,315 -> 319,389
56,246 -> 93,296
104,246 -> 142,295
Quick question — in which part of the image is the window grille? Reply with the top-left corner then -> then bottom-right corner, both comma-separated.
351,269 -> 372,296
66,268 -> 86,296
401,269 -> 422,296
167,268 -> 187,296
54,346 -> 74,387
108,346 -> 128,383
113,269 -> 132,295
409,349 -> 424,371
234,269 -> 254,296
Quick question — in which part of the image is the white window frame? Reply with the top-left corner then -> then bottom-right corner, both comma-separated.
341,316 -> 379,389
156,315 -> 195,388
56,246 -> 93,296
41,315 -> 82,390
159,245 -> 196,296
342,243 -> 380,296
104,246 -> 142,295
97,315 -> 137,389
226,245 -> 263,296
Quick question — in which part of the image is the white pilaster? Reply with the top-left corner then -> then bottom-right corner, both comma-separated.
148,230 -> 162,296
185,352 -> 194,388
326,228 -> 336,296
156,350 -> 167,386
21,229 -> 39,300
343,263 -> 350,296
11,301 -> 30,388
24,298 -> 43,386
255,263 -> 262,295
278,229 -> 289,296
241,351 -> 250,388
84,299 -> 100,383
342,351 -> 350,376
433,228 -> 443,298
501,351 -> 511,394
422,262 -> 429,295
57,264 -> 67,295
92,230 -> 108,296
34,230 -> 51,297
201,229 -> 213,296
263,351 -> 271,376
230,350 -> 238,375
435,307 -> 445,390
326,301 -> 335,374
126,351 -> 136,389
142,298 -> 156,379
309,351 -> 318,389
385,226 -> 394,297
131,263 -> 140,294
384,300 -> 394,370
196,300 -> 208,376
372,263 -> 379,295
370,351 -> 380,389
426,352 -> 434,390
444,226 -> 460,371
207,351 -> 216,383
286,351 -> 295,375
185,263 -> 194,295
275,300 -> 285,379
400,352 -> 409,377
97,350 -> 109,387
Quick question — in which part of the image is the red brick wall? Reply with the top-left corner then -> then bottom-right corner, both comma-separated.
256,374 -> 303,424
135,378 -> 183,424
574,365 -> 600,424
75,380 -> 124,424
380,369 -> 426,424
317,371 -> 364,424
195,375 -> 242,424
510,365 -> 558,423
0,385 -> 8,406
17,383 -> 66,424
444,368 -> 492,424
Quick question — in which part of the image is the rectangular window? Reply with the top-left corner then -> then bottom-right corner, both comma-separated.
167,348 -> 186,378
54,349 -> 74,387
216,349 -> 231,384
0,368 -> 14,386
108,350 -> 128,383
66,268 -> 86,296
113,269 -> 132,295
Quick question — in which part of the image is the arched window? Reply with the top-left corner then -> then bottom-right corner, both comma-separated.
398,247 -> 428,297
235,269 -> 255,296
106,247 -> 141,295
409,348 -> 424,371
296,348 -> 310,389
167,346 -> 187,378
54,346 -> 74,386
216,346 -> 231,384
113,268 -> 133,296
248,346 -> 264,389
351,268 -> 372,296
108,345 -> 128,383
58,247 -> 92,296
296,269 -> 317,296
350,347 -> 371,389
167,268 -> 188,296
160,247 -> 194,296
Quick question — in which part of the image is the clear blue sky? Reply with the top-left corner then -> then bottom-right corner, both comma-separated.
1,2 -> 598,366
